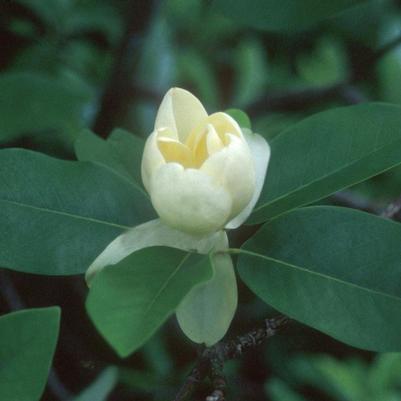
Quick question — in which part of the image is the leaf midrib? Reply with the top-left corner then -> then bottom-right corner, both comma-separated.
89,158 -> 149,199
0,199 -> 130,230
238,248 -> 401,303
145,253 -> 192,313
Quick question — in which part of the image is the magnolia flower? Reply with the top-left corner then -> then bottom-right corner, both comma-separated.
141,88 -> 270,235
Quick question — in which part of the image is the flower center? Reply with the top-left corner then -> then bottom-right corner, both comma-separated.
157,113 -> 241,168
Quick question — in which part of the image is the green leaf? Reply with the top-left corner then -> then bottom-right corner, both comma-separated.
239,206 -> 401,351
266,378 -> 308,401
86,247 -> 213,357
64,3 -> 123,45
0,307 -> 60,401
212,0 -> 367,32
250,103 -> 401,224
378,21 -> 401,105
0,72 -> 91,145
225,109 -> 252,130
232,36 -> 269,107
73,367 -> 118,401
296,36 -> 348,86
75,128 -> 145,189
178,49 -> 220,110
176,250 -> 237,346
291,355 -> 367,400
0,149 -> 155,275
369,353 -> 401,392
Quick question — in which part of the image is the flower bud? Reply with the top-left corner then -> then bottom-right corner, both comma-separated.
141,88 -> 270,235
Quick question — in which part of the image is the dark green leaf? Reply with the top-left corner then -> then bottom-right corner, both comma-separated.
0,72 -> 91,145
0,149 -> 155,275
232,36 -> 268,107
239,206 -> 401,351
250,103 -> 401,223
86,247 -> 212,357
75,128 -> 145,189
0,307 -> 60,401
212,0 -> 367,32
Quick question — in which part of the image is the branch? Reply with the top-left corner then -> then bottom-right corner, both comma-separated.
380,194 -> 401,219
330,190 -> 401,222
330,190 -> 382,215
206,357 -> 226,401
173,315 -> 289,401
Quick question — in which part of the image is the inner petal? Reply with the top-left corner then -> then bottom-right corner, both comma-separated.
158,137 -> 194,168
206,124 -> 224,156
206,112 -> 243,144
185,124 -> 206,151
192,132 -> 208,168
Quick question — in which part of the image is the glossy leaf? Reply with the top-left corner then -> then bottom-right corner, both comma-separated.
239,206 -> 401,351
75,128 -> 145,189
0,307 -> 60,401
86,247 -> 212,357
250,103 -> 401,223
0,149 -> 154,275
212,0 -> 367,32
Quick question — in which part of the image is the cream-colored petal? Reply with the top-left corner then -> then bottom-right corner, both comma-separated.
176,249 -> 237,345
192,130 -> 208,168
206,124 -> 224,156
207,112 -> 244,142
155,88 -> 208,142
226,129 -> 270,229
157,137 -> 194,168
201,133 -> 255,219
156,126 -> 177,140
149,163 -> 232,235
141,130 -> 165,193
85,219 -> 226,285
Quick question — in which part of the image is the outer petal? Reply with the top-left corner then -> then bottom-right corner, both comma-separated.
201,133 -> 255,219
176,242 -> 237,345
155,88 -> 208,142
225,129 -> 270,229
141,130 -> 165,193
85,219 -> 226,284
150,163 -> 232,235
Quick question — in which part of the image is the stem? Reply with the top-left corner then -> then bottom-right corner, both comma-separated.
173,315 -> 289,401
